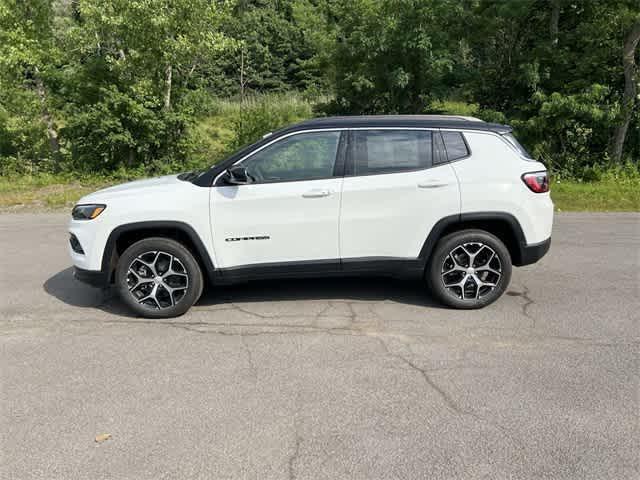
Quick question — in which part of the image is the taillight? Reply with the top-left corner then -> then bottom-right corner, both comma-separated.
522,171 -> 549,193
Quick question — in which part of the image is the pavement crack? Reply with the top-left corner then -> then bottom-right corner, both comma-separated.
405,357 -> 468,414
286,403 -> 304,480
241,334 -> 258,379
311,302 -> 332,328
231,303 -> 273,319
374,336 -> 468,415
287,431 -> 302,480
508,285 -> 536,327
346,301 -> 357,323
372,337 -> 528,453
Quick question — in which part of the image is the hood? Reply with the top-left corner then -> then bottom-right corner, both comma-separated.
80,174 -> 184,202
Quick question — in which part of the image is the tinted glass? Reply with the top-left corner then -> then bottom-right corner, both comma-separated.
353,130 -> 432,175
442,132 -> 469,160
243,131 -> 340,183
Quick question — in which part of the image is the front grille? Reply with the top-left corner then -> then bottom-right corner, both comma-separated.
69,233 -> 84,254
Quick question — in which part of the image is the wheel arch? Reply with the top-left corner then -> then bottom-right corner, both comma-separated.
419,212 -> 528,266
101,221 -> 215,283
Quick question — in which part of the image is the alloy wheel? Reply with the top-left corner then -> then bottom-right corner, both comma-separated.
126,251 -> 189,309
441,242 -> 502,300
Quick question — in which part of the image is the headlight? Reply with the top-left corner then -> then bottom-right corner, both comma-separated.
72,204 -> 106,220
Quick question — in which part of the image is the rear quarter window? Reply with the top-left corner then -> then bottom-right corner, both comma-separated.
441,132 -> 470,161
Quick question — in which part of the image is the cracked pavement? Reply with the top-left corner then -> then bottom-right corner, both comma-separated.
1,212 -> 639,479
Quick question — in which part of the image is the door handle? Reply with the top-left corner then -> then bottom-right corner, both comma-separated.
418,181 -> 448,189
302,189 -> 331,198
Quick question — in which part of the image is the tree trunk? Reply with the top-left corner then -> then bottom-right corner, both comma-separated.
549,0 -> 560,46
33,67 -> 60,156
71,0 -> 81,21
163,64 -> 172,110
240,47 -> 246,101
128,147 -> 135,167
610,19 -> 640,164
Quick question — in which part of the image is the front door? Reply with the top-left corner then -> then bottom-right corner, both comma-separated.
211,130 -> 344,270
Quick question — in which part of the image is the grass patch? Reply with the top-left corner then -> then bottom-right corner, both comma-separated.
0,174 -> 115,211
551,179 -> 639,212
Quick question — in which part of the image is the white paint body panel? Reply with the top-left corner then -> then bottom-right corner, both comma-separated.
210,178 -> 342,268
450,130 -> 554,244
68,175 -> 215,271
339,163 -> 460,259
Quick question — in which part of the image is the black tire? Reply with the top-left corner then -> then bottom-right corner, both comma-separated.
427,229 -> 512,309
115,237 -> 204,318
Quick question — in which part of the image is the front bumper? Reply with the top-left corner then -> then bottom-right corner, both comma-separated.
518,237 -> 551,266
68,213 -> 111,271
73,266 -> 109,288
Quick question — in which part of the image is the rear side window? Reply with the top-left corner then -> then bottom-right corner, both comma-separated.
351,130 -> 432,175
441,132 -> 469,161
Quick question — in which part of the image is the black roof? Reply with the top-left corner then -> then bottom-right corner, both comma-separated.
283,115 -> 511,134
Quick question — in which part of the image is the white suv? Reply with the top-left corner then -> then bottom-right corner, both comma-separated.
68,115 -> 553,318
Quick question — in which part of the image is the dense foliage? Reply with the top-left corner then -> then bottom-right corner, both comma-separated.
0,0 -> 638,179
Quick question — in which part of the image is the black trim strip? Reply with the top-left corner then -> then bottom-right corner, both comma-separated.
213,257 -> 424,285
519,237 -> 551,266
214,259 -> 342,284
73,266 -> 108,288
418,213 -> 460,261
101,221 -> 216,284
341,257 -> 424,276
417,211 -> 543,266
333,130 -> 348,177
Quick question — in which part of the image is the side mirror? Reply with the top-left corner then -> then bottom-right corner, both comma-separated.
225,165 -> 252,185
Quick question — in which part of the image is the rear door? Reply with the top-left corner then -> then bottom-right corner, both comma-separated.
210,130 -> 345,269
339,128 -> 460,261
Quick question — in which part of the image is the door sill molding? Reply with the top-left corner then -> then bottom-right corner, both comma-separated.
213,257 -> 424,284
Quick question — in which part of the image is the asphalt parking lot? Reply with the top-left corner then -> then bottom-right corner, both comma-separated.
1,212 -> 638,479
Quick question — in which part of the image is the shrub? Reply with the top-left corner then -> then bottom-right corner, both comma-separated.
229,93 -> 314,148
512,85 -> 617,177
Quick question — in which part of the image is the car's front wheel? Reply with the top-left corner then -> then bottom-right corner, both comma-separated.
427,229 -> 512,309
115,237 -> 203,318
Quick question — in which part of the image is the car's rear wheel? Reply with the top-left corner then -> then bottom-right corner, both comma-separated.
427,229 -> 512,309
115,237 -> 203,318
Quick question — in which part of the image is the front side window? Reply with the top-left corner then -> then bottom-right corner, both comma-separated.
242,131 -> 341,183
352,130 -> 433,175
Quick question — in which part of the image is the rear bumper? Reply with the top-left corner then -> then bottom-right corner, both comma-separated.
518,237 -> 551,266
73,267 -> 109,288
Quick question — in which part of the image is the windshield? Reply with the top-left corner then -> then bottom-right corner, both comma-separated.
502,132 -> 534,159
188,139 -> 261,183
177,169 -> 204,182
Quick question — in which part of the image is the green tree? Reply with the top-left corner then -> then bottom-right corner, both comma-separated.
59,0 -> 232,171
209,0 -> 324,96
316,0 -> 469,114
0,0 -> 61,172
